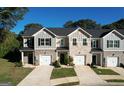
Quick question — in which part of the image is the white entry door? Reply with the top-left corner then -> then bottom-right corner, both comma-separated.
40,55 -> 51,65
74,56 -> 85,65
107,57 -> 118,67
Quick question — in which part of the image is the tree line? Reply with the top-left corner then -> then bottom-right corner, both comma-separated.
63,19 -> 124,29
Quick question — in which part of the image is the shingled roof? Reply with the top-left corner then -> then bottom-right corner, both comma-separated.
47,28 -> 77,36
22,27 -> 124,38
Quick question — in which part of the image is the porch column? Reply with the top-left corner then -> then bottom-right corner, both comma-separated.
21,52 -> 24,65
100,53 -> 102,67
33,52 -> 35,65
56,51 -> 59,60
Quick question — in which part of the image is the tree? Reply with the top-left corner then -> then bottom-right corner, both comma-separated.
0,7 -> 28,43
0,7 -> 28,60
63,19 -> 101,29
24,23 -> 43,31
102,19 -> 124,29
63,21 -> 75,28
0,7 -> 28,30
0,31 -> 20,58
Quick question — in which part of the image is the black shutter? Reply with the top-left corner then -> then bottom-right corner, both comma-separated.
38,38 -> 40,46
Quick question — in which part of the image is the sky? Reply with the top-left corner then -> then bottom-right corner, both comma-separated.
12,7 -> 124,33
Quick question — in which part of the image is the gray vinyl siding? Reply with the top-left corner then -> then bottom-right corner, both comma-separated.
34,29 -> 56,50
103,32 -> 124,50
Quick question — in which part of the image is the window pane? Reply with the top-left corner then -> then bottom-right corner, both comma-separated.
118,40 -> 120,48
107,40 -> 109,48
83,38 -> 87,46
92,40 -> 96,48
109,40 -> 113,47
41,38 -> 44,45
73,38 -> 77,45
61,39 -> 64,46
46,38 -> 51,46
114,40 -> 120,48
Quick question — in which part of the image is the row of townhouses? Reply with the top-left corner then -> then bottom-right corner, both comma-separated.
20,27 -> 124,67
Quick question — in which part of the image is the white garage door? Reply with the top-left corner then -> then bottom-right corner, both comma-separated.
74,56 -> 85,65
40,55 -> 51,65
107,57 -> 118,67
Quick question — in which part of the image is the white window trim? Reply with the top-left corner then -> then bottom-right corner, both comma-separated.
83,38 -> 87,46
61,39 -> 65,47
73,38 -> 77,46
38,38 -> 51,46
107,40 -> 120,48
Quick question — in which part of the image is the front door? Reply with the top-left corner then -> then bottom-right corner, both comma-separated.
60,53 -> 65,64
28,53 -> 33,64
92,55 -> 97,65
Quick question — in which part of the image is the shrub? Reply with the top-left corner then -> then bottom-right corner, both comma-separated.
15,61 -> 22,67
120,63 -> 124,68
63,53 -> 69,65
69,56 -> 73,62
87,63 -> 91,66
52,60 -> 61,68
68,56 -> 75,66
90,62 -> 97,68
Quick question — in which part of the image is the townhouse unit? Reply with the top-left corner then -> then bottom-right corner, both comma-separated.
20,27 -> 124,67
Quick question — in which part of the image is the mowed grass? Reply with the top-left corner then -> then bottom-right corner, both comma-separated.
51,68 -> 77,79
106,79 -> 124,82
0,58 -> 33,85
92,68 -> 119,75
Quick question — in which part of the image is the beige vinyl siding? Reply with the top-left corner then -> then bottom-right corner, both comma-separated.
69,30 -> 92,65
34,29 -> 56,50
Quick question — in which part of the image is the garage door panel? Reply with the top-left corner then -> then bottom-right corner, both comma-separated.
74,56 -> 85,65
40,55 -> 51,65
107,57 -> 118,67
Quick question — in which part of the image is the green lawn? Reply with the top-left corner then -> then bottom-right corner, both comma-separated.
51,68 -> 77,79
106,79 -> 124,82
0,58 -> 33,85
92,68 -> 119,75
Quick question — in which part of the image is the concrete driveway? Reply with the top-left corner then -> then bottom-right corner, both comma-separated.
18,65 -> 53,86
110,67 -> 124,76
74,66 -> 107,86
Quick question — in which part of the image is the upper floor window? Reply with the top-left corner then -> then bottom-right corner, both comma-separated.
114,40 -> 120,48
107,40 -> 113,48
41,38 -> 45,45
73,38 -> 77,46
61,39 -> 64,46
83,38 -> 87,46
91,40 -> 98,48
107,40 -> 120,48
46,38 -> 51,46
107,40 -> 121,48
38,38 -> 51,46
